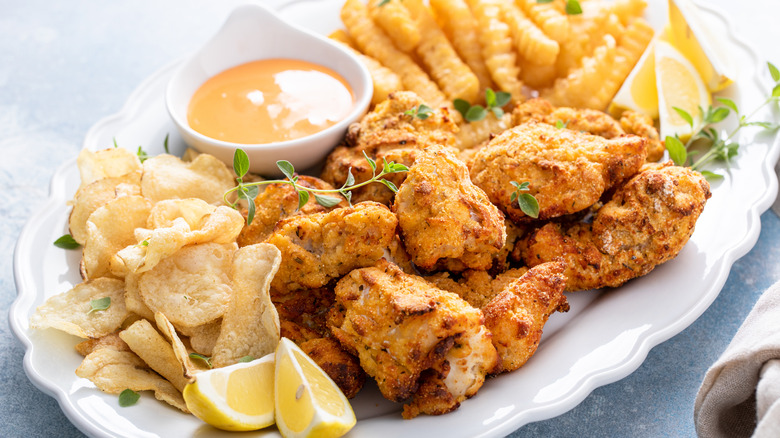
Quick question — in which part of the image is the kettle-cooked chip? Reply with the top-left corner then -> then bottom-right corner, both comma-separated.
75,348 -> 188,412
30,278 -> 128,339
69,171 -> 142,245
212,243 -> 281,368
119,319 -> 191,391
114,199 -> 244,274
76,147 -> 143,189
138,243 -> 236,329
140,153 -> 235,205
179,319 -> 221,357
83,195 -> 152,279
123,272 -> 155,321
155,312 -> 208,378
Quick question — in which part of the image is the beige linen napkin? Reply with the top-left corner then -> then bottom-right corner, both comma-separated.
695,281 -> 780,437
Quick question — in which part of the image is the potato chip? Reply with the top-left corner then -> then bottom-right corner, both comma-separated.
69,171 -> 142,245
122,272 -> 155,321
83,195 -> 151,279
155,312 -> 207,378
138,243 -> 236,329
75,332 -> 130,357
140,153 -> 235,205
212,243 -> 281,368
75,348 -> 188,412
119,319 -> 191,391
179,319 -> 221,357
114,199 -> 244,274
30,278 -> 128,339
76,147 -> 142,189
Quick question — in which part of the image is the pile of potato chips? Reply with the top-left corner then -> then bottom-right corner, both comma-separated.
31,147 -> 281,412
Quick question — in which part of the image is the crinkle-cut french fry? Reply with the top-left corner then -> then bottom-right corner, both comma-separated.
430,0 -> 496,99
541,34 -> 618,110
456,112 -> 513,150
501,0 -> 559,66
610,0 -> 648,25
616,17 -> 654,60
341,0 -> 448,109
465,0 -> 525,102
516,0 -> 570,43
403,0 -> 480,103
329,31 -> 405,106
368,0 -> 421,53
520,60 -> 557,90
552,3 -> 617,77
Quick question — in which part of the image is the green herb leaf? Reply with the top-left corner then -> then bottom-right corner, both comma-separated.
565,0 -> 582,15
772,84 -> 780,98
709,107 -> 731,124
234,149 -> 250,178
297,190 -> 310,210
404,104 -> 434,120
54,234 -> 81,249
314,194 -> 343,207
485,88 -> 497,107
672,106 -> 694,128
769,62 -> 780,82
554,120 -> 567,129
665,136 -> 687,166
344,168 -> 356,187
140,240 -> 149,247
378,0 -> 390,5
699,170 -> 724,180
716,97 -> 739,114
88,297 -> 111,314
363,151 -> 377,173
745,121 -> 780,130
388,162 -> 409,173
453,98 -> 471,119
536,0 -> 554,3
118,389 -> 140,407
491,107 -> 504,119
465,105 -> 487,122
238,355 -> 254,363
277,160 -> 296,181
189,353 -> 213,369
380,179 -> 399,193
494,91 -> 511,107
517,193 -> 540,218
113,138 -> 119,148
136,146 -> 149,163
163,134 -> 170,154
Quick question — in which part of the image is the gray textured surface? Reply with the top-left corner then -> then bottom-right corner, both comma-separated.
2,1 -> 780,437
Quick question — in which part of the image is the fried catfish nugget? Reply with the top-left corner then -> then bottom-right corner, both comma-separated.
469,121 -> 647,222
329,260 -> 498,417
321,91 -> 459,205
266,202 -> 398,291
237,176 -> 347,247
513,98 -> 664,162
481,261 -> 568,373
394,147 -> 506,271
519,162 -> 711,291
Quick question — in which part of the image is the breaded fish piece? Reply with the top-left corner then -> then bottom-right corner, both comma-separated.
266,202 -> 398,291
469,121 -> 647,222
518,162 -> 711,291
321,91 -> 459,205
481,261 -> 568,372
394,147 -> 506,271
329,260 -> 498,417
513,98 -> 664,162
237,176 -> 346,247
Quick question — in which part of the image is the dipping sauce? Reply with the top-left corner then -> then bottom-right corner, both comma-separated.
187,59 -> 354,144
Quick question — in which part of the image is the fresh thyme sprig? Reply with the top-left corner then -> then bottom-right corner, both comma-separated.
665,61 -> 780,179
404,104 -> 434,120
510,181 -> 540,218
224,149 -> 409,225
454,88 -> 511,123
536,0 -> 582,15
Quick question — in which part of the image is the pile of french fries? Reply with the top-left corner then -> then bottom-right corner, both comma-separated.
331,0 -> 654,148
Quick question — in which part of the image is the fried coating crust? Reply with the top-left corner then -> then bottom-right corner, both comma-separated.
329,260 -> 498,415
518,162 -> 711,291
393,147 -> 506,271
273,287 -> 335,336
427,267 -> 528,309
266,202 -> 398,292
321,91 -> 459,205
237,176 -> 346,247
513,98 -> 664,162
481,261 -> 569,373
469,121 -> 647,222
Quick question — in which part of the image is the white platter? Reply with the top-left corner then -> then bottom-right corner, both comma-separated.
10,1 -> 780,437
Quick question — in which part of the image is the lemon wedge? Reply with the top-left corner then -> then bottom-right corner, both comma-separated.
608,39 -> 658,118
655,39 -> 711,142
667,0 -> 736,92
275,337 -> 356,438
183,353 -> 276,432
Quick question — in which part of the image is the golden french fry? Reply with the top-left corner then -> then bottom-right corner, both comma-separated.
330,32 -> 405,105
328,29 -> 356,48
611,0 -> 648,25
516,0 -> 570,43
403,0 -> 480,102
30,278 -> 128,339
465,0 -> 525,102
520,60 -> 558,89
368,0 -> 421,52
341,0 -> 448,108
502,0 -> 559,66
429,0 -> 495,98
211,243 -> 281,368
119,318 -> 191,392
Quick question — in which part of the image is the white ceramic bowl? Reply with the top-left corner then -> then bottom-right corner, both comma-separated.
166,2 -> 372,176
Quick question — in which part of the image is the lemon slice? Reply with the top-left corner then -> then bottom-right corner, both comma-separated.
668,0 -> 736,92
655,39 -> 711,142
275,337 -> 356,438
183,353 -> 276,432
608,39 -> 658,118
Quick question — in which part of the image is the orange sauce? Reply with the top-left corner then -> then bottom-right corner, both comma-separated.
187,59 -> 354,144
